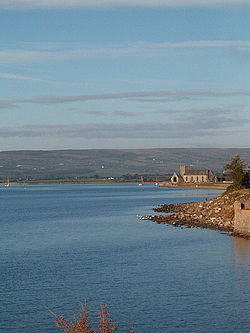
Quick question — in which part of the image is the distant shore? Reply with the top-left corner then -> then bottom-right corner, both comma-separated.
1,180 -> 230,189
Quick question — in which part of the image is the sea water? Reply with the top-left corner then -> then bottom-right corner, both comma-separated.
0,184 -> 249,332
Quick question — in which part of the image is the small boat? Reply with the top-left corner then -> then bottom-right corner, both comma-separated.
138,176 -> 143,186
4,177 -> 10,187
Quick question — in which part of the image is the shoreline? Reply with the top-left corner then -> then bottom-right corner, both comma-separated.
0,181 -> 142,186
139,189 -> 250,239
158,181 -> 230,190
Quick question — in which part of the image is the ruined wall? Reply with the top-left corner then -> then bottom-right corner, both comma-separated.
234,201 -> 250,238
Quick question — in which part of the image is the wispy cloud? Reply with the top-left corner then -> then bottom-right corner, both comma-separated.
155,104 -> 250,116
113,110 -> 137,117
84,110 -> 107,116
1,0 -> 250,10
0,89 -> 249,108
0,72 -> 48,82
0,102 -> 16,109
0,49 -> 71,64
0,40 -> 249,64
0,110 -> 248,139
70,104 -> 250,119
81,109 -> 137,117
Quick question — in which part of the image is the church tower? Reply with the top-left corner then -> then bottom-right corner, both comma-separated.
180,165 -> 187,177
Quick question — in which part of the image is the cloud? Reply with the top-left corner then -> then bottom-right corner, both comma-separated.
0,72 -> 48,82
0,111 -> 247,139
0,49 -> 72,64
0,101 -> 17,109
0,89 -> 249,108
1,95 -> 248,147
84,110 -> 107,116
131,97 -> 192,103
113,110 -> 137,117
67,104 -> 250,119
78,109 -> 136,117
1,0 -> 250,10
155,104 -> 250,115
0,40 -> 249,63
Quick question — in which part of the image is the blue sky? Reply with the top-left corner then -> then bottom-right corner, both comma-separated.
0,0 -> 249,150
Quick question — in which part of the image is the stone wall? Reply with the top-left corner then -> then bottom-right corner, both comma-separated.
234,200 -> 250,238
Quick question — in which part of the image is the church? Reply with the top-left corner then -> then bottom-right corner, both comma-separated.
171,165 -> 217,184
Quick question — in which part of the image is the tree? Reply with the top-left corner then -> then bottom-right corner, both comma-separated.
242,168 -> 250,188
223,155 -> 247,189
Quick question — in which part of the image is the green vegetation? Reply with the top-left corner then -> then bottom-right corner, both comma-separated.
225,188 -> 250,199
0,148 -> 249,182
224,155 -> 249,191
51,301 -> 134,333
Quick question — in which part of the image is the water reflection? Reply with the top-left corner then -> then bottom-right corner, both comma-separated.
234,237 -> 250,263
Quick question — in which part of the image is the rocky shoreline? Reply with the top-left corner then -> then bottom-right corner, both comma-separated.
140,190 -> 250,238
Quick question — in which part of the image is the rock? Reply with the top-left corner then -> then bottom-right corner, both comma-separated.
148,190 -> 249,235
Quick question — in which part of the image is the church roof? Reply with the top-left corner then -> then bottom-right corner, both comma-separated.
184,169 -> 210,176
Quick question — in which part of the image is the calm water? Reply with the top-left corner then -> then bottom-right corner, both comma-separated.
0,184 -> 249,332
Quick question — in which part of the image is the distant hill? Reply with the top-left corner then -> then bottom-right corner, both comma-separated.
0,148 -> 249,180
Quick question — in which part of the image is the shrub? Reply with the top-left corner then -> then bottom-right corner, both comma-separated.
50,301 -> 134,333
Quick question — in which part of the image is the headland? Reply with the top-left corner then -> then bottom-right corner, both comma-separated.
141,189 -> 250,239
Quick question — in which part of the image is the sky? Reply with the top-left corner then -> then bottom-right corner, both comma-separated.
0,0 -> 250,150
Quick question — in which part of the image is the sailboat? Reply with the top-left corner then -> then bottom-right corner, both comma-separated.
155,176 -> 158,186
5,177 -> 10,187
138,176 -> 143,186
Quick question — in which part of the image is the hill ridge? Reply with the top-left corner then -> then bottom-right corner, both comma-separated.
0,148 -> 249,180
